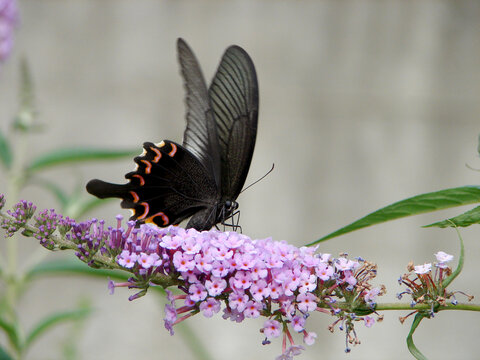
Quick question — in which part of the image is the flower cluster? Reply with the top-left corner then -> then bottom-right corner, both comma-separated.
0,0 -> 18,65
1,200 -> 36,237
107,221 -> 384,357
0,195 -> 384,359
397,251 -> 473,322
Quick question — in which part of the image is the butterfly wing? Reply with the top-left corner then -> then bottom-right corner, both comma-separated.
208,45 -> 259,200
177,38 -> 222,188
86,140 -> 218,228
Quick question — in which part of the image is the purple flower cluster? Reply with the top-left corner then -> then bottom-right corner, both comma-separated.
106,220 -> 382,357
0,195 -> 384,358
0,0 -> 18,64
1,200 -> 36,237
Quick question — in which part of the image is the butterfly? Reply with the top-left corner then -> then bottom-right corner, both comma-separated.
86,38 -> 258,231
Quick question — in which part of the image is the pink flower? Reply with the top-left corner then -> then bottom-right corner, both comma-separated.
303,331 -> 317,345
194,253 -> 213,272
315,263 -> 334,281
211,260 -> 231,278
160,235 -> 182,250
291,315 -> 306,332
250,280 -> 271,302
296,293 -> 317,312
228,291 -> 249,312
263,319 -> 282,339
364,315 -> 375,328
173,251 -> 195,272
205,276 -> 227,297
243,300 -> 263,318
188,283 -> 207,302
117,250 -> 138,268
364,287 -> 381,304
137,252 -> 161,269
182,236 -> 202,254
199,298 -> 221,318
231,270 -> 253,290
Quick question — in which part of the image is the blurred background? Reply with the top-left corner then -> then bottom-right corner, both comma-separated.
1,1 -> 480,359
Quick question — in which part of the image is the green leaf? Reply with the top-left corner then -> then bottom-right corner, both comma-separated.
424,205 -> 480,228
0,128 -> 12,169
27,148 -> 138,172
25,307 -> 91,349
406,313 -> 428,360
0,317 -> 21,352
309,186 -> 480,245
0,346 -> 14,360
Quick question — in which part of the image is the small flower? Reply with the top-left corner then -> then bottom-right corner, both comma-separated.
263,319 -> 282,339
117,250 -> 138,268
296,293 -> 317,312
303,331 -> 317,345
199,298 -> 221,318
364,315 -> 375,328
188,283 -> 207,302
414,263 -> 431,274
434,251 -> 453,263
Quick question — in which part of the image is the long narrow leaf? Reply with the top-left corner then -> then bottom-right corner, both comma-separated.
25,308 -> 91,349
309,186 -> 480,245
0,128 -> 12,169
424,205 -> 480,228
406,313 -> 428,360
27,148 -> 138,172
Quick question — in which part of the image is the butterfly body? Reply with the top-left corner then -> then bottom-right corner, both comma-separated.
86,39 -> 258,231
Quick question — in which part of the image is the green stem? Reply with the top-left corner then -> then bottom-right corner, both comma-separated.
3,130 -> 29,360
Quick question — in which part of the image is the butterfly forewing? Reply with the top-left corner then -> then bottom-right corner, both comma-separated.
177,38 -> 221,188
208,45 -> 259,200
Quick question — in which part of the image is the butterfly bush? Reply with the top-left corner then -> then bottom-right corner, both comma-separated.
0,195 -> 385,358
0,0 -> 18,65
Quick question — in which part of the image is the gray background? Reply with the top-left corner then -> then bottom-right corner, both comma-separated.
1,1 -> 480,359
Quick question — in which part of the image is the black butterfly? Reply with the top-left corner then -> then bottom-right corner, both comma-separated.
86,38 -> 258,231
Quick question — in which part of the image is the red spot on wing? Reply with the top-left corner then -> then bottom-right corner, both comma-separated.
137,202 -> 149,219
168,143 -> 177,157
141,160 -> 152,174
132,174 -> 145,186
129,191 -> 139,203
147,211 -> 170,226
150,146 -> 162,163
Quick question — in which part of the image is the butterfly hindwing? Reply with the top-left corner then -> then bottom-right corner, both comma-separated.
87,140 -> 218,227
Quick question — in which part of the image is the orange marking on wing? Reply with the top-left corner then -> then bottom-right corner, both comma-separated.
147,211 -> 170,226
150,146 -> 162,163
132,174 -> 145,186
137,202 -> 149,219
141,160 -> 152,174
129,191 -> 139,203
168,143 -> 177,157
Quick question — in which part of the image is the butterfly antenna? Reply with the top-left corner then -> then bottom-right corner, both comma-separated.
241,163 -> 275,194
